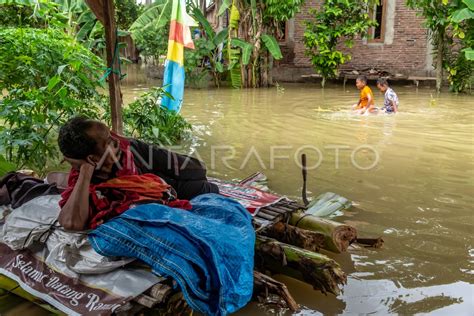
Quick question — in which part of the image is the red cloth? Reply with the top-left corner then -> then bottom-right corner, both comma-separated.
89,173 -> 191,229
58,133 -> 191,229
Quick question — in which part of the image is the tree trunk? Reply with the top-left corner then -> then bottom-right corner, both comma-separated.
289,212 -> 357,253
253,271 -> 299,311
436,30 -> 444,92
261,222 -> 325,252
268,55 -> 274,86
255,236 -> 347,295
262,52 -> 269,87
356,237 -> 384,248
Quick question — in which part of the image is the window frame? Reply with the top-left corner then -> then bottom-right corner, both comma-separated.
368,0 -> 387,43
276,21 -> 288,44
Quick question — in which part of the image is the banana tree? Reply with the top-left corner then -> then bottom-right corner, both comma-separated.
218,0 -> 300,88
190,4 -> 229,87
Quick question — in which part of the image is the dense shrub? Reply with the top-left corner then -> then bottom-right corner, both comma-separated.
0,27 -> 107,170
123,87 -> 192,146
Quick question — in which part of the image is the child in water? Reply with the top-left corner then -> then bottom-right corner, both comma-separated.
352,75 -> 376,114
376,78 -> 399,113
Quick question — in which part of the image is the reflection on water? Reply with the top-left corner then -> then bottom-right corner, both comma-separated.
122,65 -> 474,315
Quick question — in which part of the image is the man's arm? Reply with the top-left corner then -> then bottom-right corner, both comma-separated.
131,139 -> 207,181
353,100 -> 361,109
367,94 -> 373,109
58,163 -> 94,231
362,94 -> 375,114
391,99 -> 398,113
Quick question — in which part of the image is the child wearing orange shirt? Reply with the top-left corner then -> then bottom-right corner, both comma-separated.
352,75 -> 376,114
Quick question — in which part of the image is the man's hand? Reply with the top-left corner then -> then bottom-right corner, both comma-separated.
63,157 -> 96,170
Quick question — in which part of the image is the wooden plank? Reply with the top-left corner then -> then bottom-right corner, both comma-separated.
259,208 -> 280,217
264,205 -> 289,214
407,76 -> 437,81
256,211 -> 276,221
134,294 -> 160,308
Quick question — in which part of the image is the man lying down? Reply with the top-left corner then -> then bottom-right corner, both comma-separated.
57,116 -> 219,231
56,116 -> 255,315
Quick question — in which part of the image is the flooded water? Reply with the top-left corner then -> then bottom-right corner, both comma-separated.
7,66 -> 471,315
121,65 -> 474,315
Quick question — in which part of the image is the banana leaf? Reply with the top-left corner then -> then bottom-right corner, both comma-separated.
230,67 -> 242,88
217,0 -> 231,16
261,34 -> 283,60
191,4 -> 214,40
213,28 -> 228,46
230,38 -> 252,65
305,192 -> 352,217
129,0 -> 170,37
229,4 -> 240,29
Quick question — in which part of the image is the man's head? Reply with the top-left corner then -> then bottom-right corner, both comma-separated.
58,117 -> 120,173
355,75 -> 368,90
376,78 -> 389,92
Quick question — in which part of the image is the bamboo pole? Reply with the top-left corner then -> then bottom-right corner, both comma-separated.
103,0 -> 123,134
85,0 -> 123,134
289,212 -> 357,253
255,236 -> 346,295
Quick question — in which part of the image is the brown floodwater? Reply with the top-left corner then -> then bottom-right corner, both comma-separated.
6,65 -> 472,315
121,65 -> 474,315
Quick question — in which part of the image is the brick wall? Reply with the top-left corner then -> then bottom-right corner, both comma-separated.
281,0 -> 433,77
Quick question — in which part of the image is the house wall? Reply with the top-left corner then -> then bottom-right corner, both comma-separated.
274,0 -> 435,81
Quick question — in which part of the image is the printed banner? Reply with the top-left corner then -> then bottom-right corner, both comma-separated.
210,178 -> 285,214
0,243 -> 131,315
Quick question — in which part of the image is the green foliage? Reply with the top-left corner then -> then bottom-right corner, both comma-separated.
230,38 -> 253,65
0,0 -> 69,28
129,0 -> 171,35
229,3 -> 240,29
408,0 -> 474,92
130,0 -> 170,64
0,1 -> 39,27
447,0 -> 474,92
134,23 -> 169,63
123,87 -> 192,146
184,37 -> 213,87
261,34 -> 283,59
263,0 -> 305,22
228,2 -> 242,88
303,0 -> 376,83
218,0 -> 232,16
0,154 -> 16,177
0,28 -> 106,170
446,53 -> 474,92
226,0 -> 303,88
115,0 -> 142,29
187,3 -> 228,87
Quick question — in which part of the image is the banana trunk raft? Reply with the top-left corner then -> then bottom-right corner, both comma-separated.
0,172 -> 383,315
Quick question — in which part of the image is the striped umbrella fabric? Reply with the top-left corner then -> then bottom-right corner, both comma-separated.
161,0 -> 196,112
